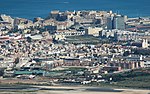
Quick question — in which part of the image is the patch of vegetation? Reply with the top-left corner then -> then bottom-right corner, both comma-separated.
50,67 -> 87,73
101,68 -> 150,89
45,67 -> 87,78
132,49 -> 150,55
65,35 -> 100,44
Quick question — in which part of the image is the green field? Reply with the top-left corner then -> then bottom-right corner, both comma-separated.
44,67 -> 87,78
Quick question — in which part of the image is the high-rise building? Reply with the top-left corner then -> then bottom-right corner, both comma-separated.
113,15 -> 126,30
106,16 -> 114,29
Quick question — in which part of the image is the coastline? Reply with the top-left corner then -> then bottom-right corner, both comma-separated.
1,0 -> 150,19
0,83 -> 149,94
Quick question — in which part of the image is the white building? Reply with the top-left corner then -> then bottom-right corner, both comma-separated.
85,27 -> 103,36
142,39 -> 149,48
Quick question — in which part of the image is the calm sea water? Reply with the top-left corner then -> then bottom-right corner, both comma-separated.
0,0 -> 150,20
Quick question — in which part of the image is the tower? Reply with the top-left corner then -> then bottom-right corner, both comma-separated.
107,16 -> 114,30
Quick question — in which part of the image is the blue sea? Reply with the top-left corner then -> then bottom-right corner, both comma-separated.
0,0 -> 150,20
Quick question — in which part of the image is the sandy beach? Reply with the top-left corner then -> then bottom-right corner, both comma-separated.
0,85 -> 149,94
35,86 -> 150,94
